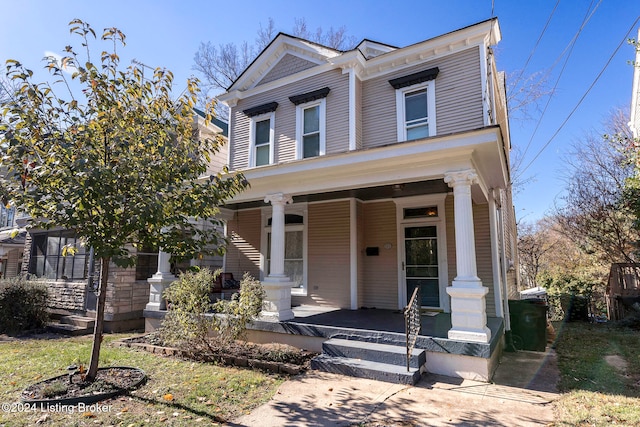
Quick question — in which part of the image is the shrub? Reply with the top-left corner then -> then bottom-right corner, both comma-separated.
160,268 -> 218,347
0,276 -> 49,335
159,269 -> 265,350
212,272 -> 265,344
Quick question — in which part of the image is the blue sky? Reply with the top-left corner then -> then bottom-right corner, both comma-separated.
2,0 -> 639,223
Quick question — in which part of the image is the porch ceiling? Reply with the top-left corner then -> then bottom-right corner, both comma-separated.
224,179 -> 449,210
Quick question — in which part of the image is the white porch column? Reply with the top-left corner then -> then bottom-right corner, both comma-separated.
261,193 -> 295,321
146,249 -> 176,311
444,169 -> 491,343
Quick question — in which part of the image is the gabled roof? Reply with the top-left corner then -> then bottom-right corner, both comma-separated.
219,18 -> 501,105
227,32 -> 343,92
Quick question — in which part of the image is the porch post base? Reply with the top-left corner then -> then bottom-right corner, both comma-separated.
146,274 -> 176,311
259,278 -> 295,322
446,282 -> 491,343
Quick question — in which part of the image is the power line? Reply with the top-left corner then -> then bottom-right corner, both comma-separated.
510,0 -> 561,92
518,0 -> 601,162
517,15 -> 640,179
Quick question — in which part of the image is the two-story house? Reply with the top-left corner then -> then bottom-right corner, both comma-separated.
144,18 -> 518,383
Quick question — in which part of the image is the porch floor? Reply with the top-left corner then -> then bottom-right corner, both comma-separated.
250,305 -> 503,359
289,305 -> 452,338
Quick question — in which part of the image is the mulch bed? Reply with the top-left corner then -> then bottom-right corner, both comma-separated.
21,366 -> 146,403
114,333 -> 317,375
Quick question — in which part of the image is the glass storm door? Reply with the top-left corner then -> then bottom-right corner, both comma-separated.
404,225 -> 440,308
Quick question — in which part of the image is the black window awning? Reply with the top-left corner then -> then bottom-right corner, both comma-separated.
388,67 -> 439,89
243,101 -> 279,117
289,87 -> 331,105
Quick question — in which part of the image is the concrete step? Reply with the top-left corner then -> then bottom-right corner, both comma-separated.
323,338 -> 425,369
46,322 -> 93,336
311,354 -> 422,385
59,315 -> 95,329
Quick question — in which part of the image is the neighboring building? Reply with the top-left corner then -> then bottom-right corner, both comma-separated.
18,113 -> 228,332
0,204 -> 25,279
181,18 -> 519,382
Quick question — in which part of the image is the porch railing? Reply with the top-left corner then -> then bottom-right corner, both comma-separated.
404,286 -> 421,372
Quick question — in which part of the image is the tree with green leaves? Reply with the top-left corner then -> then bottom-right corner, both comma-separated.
0,20 -> 247,381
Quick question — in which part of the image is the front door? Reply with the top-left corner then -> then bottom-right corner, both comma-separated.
404,225 -> 440,308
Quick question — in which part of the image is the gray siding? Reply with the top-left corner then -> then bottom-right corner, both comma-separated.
293,201 -> 351,308
225,209 -> 262,280
362,47 -> 484,149
355,77 -> 363,150
230,69 -> 349,170
361,201 -> 398,310
446,195 -> 497,317
258,54 -> 318,86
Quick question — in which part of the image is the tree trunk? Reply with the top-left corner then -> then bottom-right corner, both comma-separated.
86,256 -> 110,382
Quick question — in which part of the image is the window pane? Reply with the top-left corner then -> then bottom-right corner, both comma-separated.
47,236 -> 61,256
303,134 -> 320,158
405,226 -> 437,239
72,255 -> 87,279
303,106 -> 319,134
407,124 -> 429,140
285,230 -> 303,259
256,144 -> 270,166
255,119 -> 270,145
405,89 -> 428,122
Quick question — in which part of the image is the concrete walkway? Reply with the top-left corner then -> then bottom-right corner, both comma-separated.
232,349 -> 558,426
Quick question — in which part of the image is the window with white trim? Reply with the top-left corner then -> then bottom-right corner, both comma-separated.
396,81 -> 436,142
262,211 -> 308,295
296,99 -> 326,159
250,112 -> 274,167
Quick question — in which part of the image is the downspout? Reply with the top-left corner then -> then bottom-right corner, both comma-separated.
497,191 -> 515,351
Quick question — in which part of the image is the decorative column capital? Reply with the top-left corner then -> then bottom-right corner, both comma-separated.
444,169 -> 478,189
264,193 -> 293,207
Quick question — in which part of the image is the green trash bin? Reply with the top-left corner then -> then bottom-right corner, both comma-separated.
508,299 -> 548,352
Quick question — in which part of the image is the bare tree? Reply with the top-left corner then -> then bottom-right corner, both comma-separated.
555,108 -> 638,265
518,220 -> 556,289
193,18 -> 357,119
0,75 -> 18,104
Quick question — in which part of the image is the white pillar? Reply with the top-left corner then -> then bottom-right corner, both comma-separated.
261,193 -> 295,321
146,249 -> 176,311
444,169 -> 491,343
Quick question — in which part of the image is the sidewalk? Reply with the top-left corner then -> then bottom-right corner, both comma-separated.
231,349 -> 558,426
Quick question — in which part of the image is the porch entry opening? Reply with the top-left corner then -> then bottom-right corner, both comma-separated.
404,225 -> 440,308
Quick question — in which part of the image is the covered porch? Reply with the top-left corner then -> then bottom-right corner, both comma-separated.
242,305 -> 504,381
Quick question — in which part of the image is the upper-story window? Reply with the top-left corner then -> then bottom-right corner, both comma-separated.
390,68 -> 439,142
290,87 -> 330,160
297,99 -> 326,159
251,114 -> 274,167
243,101 -> 278,168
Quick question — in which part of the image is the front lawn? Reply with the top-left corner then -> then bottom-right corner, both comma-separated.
553,321 -> 640,426
0,333 -> 283,426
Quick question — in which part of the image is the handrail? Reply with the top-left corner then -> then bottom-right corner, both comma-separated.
404,286 -> 421,372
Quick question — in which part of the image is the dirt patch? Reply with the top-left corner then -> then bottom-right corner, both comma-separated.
115,333 -> 317,375
604,354 -> 628,372
21,367 -> 146,403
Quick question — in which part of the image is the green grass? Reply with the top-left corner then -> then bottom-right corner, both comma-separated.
553,321 -> 640,426
0,334 -> 283,426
